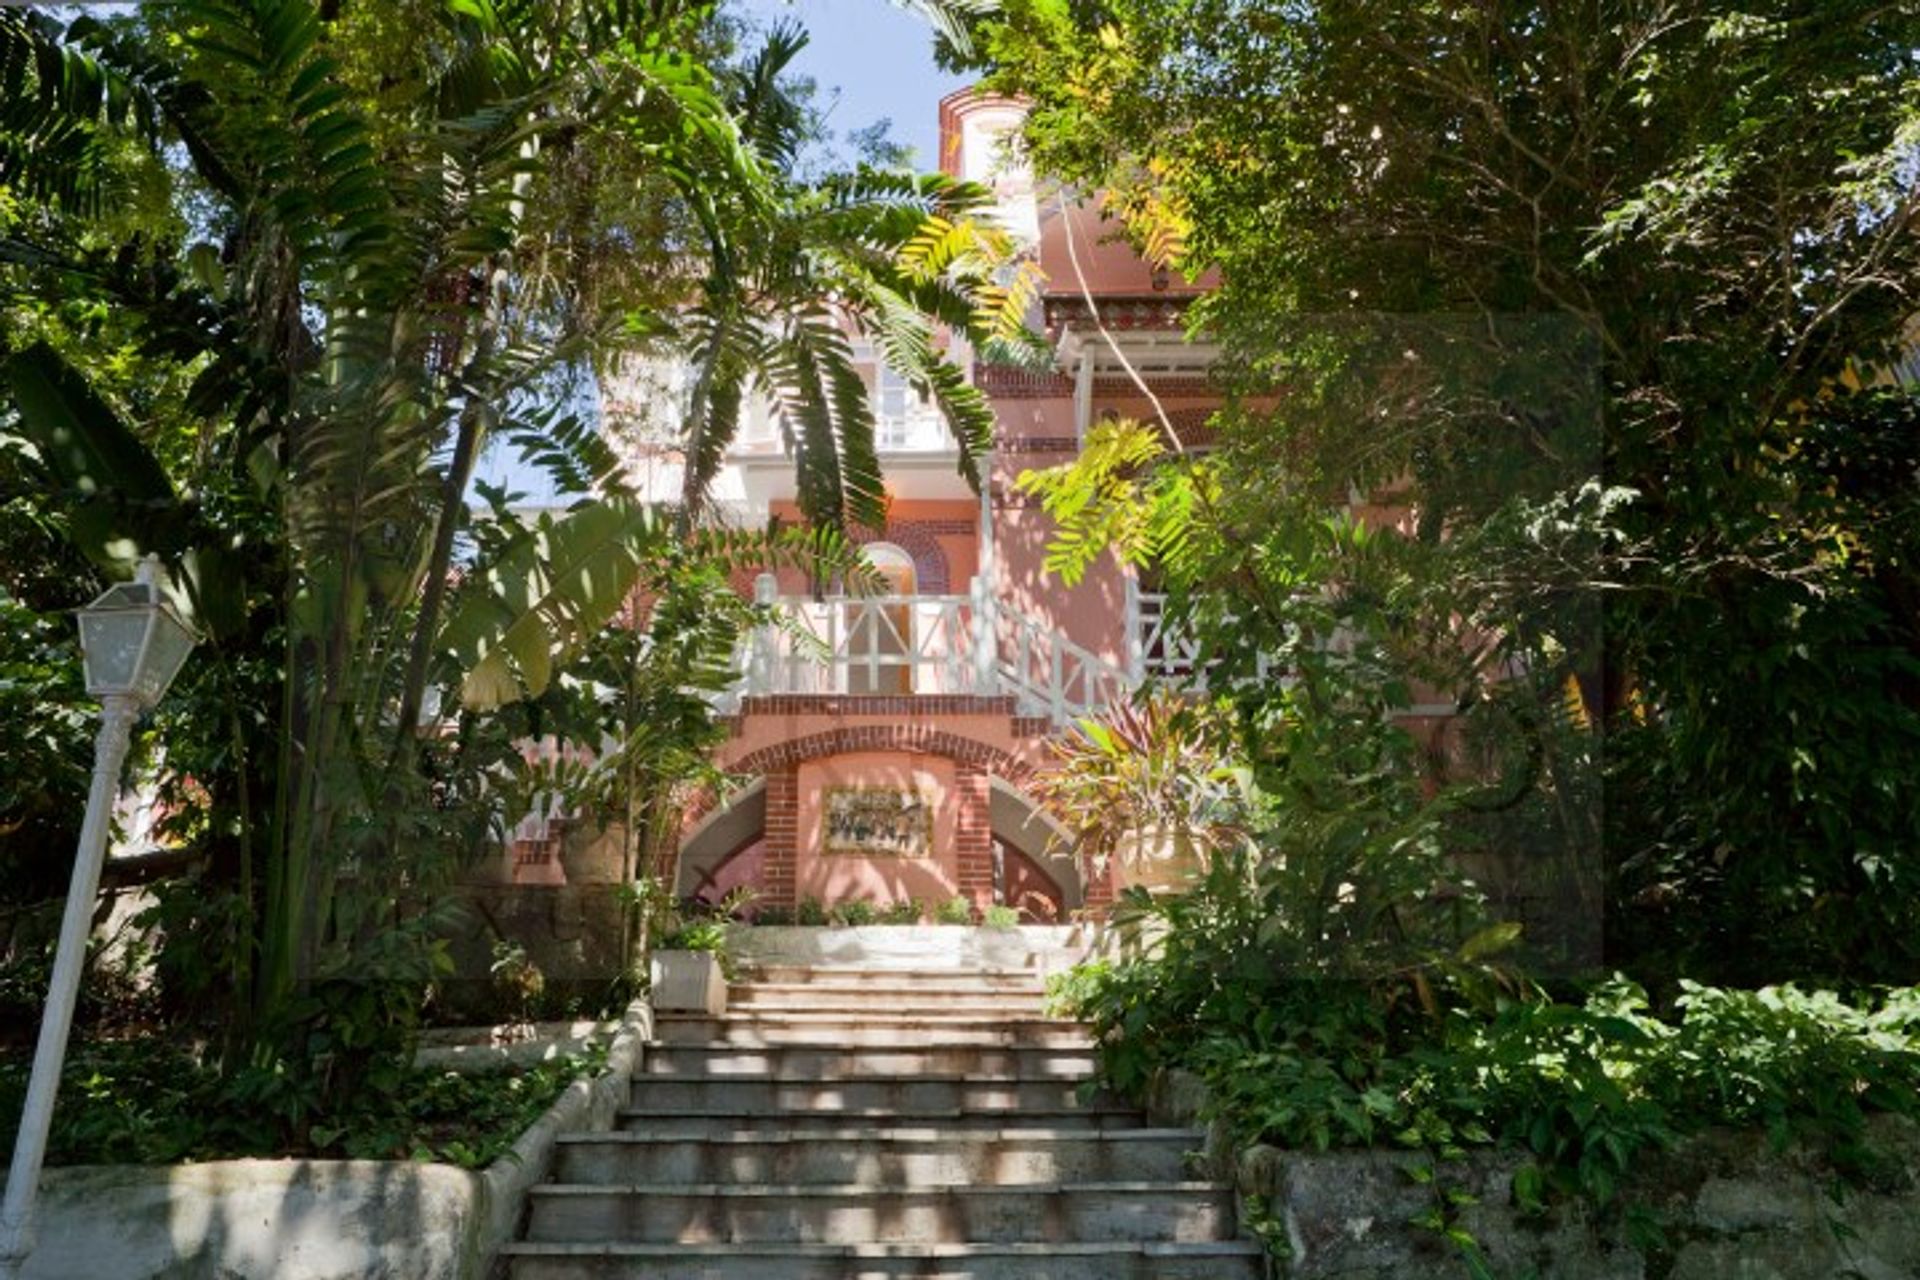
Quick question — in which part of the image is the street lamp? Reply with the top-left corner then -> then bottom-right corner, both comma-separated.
0,555 -> 196,1275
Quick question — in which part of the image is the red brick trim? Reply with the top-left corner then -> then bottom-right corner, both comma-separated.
729,726 -> 1039,789
954,762 -> 994,909
735,694 -> 1019,718
996,435 -> 1083,455
976,367 -> 1074,398
849,520 -> 966,593
761,767 -> 799,905
1044,296 -> 1195,332
1093,375 -> 1218,397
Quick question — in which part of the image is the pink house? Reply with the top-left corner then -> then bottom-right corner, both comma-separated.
584,92 -> 1228,920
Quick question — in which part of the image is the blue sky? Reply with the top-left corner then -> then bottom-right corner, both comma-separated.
731,0 -> 972,168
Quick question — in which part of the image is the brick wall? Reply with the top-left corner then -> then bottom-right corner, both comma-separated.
952,762 -> 994,910
761,767 -> 799,907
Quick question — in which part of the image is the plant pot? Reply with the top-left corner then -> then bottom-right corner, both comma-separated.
1113,822 -> 1205,895
649,949 -> 727,1015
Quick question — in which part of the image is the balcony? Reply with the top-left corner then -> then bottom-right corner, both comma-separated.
723,578 -> 1199,730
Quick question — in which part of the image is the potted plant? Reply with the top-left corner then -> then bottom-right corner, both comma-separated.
649,919 -> 729,1014
1034,691 -> 1238,895
645,886 -> 752,1015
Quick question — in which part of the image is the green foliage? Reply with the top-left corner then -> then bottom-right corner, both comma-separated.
0,1037 -> 605,1169
1607,392 -> 1920,985
828,899 -> 878,927
934,894 -> 974,925
981,903 -> 1019,930
0,597 -> 93,902
489,940 -> 545,1026
880,897 -> 925,924
1059,942 -> 1920,1218
665,23 -> 1041,528
983,0 -> 1920,984
795,896 -> 828,926
1035,690 -> 1237,876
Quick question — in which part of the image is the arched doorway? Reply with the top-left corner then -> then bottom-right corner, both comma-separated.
848,542 -> 915,695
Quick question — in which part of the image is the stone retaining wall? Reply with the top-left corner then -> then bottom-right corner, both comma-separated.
1148,1069 -> 1920,1279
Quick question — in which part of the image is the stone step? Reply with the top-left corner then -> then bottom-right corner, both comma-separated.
614,1109 -> 1148,1137
627,1074 -> 1109,1113
655,1012 -> 1092,1048
728,987 -> 1049,1016
744,966 -> 1052,993
501,1240 -> 1267,1280
640,1042 -> 1097,1079
524,1182 -> 1238,1245
554,1130 -> 1205,1186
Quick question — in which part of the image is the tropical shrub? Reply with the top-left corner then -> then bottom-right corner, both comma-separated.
0,1036 -> 607,1169
829,900 -> 878,927
880,898 -> 925,925
1033,691 -> 1238,881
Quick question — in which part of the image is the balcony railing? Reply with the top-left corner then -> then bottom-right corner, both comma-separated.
874,407 -> 951,453
729,576 -> 1134,729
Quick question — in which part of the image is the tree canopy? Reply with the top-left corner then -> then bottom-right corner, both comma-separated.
983,0 -> 1920,984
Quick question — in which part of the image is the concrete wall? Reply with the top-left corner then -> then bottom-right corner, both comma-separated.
1148,1070 -> 1920,1280
11,1002 -> 653,1280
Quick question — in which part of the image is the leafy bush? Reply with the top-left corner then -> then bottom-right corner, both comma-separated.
829,900 -> 877,927
1056,953 -> 1920,1211
0,597 -> 93,906
1034,692 -> 1238,877
490,941 -> 545,1025
935,895 -> 974,925
880,898 -> 925,924
0,1038 -> 606,1169
981,904 -> 1019,930
796,896 -> 828,926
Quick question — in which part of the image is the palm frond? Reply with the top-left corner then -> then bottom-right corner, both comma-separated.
886,0 -> 1000,62
731,20 -> 808,172
0,9 -> 163,213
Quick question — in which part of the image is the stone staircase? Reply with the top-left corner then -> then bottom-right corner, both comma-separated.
500,964 -> 1264,1279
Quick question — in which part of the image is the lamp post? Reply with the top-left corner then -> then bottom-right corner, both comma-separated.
0,555 -> 196,1276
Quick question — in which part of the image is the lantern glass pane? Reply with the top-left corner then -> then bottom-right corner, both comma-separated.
78,609 -> 149,696
134,610 -> 196,707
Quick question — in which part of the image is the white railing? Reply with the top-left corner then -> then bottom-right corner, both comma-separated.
994,606 -> 1133,726
1129,589 -> 1205,681
757,594 -> 986,697
874,406 -> 952,452
729,574 -> 1135,729
1127,583 -> 1286,692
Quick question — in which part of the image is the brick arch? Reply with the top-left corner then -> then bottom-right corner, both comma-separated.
851,522 -> 952,594
686,727 -> 1064,911
726,726 -> 1037,789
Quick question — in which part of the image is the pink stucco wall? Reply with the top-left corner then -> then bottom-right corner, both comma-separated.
794,751 -> 961,906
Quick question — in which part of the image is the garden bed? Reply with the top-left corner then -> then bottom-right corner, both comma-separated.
0,1000 -> 653,1280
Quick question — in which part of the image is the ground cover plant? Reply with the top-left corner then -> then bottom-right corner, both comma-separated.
0,1036 -> 607,1169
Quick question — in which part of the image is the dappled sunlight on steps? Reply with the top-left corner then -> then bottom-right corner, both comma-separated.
499,965 -> 1263,1278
